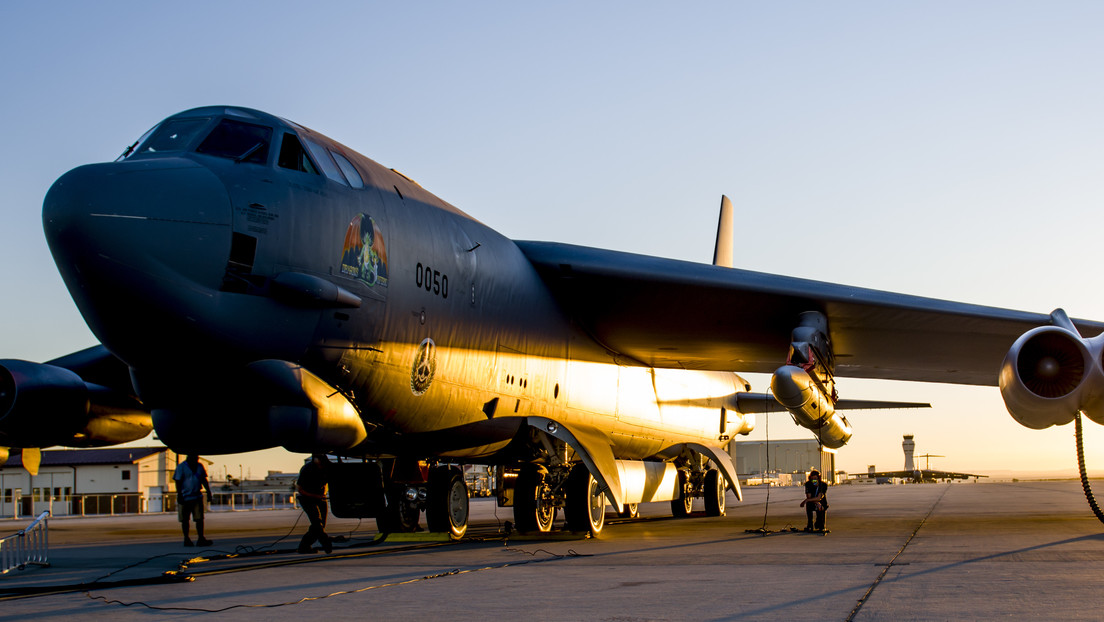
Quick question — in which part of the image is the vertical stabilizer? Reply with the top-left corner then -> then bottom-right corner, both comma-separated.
712,195 -> 734,268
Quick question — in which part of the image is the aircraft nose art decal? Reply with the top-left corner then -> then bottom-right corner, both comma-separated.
411,338 -> 437,396
340,213 -> 389,287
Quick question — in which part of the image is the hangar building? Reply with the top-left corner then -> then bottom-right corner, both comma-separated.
730,439 -> 836,484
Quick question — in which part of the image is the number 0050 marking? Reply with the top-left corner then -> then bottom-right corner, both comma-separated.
415,263 -> 448,299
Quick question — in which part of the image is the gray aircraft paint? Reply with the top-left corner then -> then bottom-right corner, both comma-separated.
8,105 -> 1101,517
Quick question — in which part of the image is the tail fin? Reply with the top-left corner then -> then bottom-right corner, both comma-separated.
712,195 -> 734,268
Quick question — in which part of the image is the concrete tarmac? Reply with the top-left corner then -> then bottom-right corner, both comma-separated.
0,481 -> 1102,621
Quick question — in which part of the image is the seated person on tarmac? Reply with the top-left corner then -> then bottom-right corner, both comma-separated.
173,454 -> 213,547
297,453 -> 333,554
800,469 -> 828,532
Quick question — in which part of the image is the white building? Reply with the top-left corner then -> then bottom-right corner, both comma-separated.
0,447 -> 208,517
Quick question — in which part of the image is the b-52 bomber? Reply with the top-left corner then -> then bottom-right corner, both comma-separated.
3,106 -> 1103,537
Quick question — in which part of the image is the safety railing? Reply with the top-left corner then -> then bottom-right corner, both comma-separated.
0,511 -> 49,574
1,491 -> 301,519
209,492 -> 298,511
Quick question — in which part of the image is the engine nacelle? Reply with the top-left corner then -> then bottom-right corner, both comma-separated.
770,364 -> 853,449
148,360 -> 368,455
250,360 -> 368,453
999,326 -> 1104,429
0,359 -> 151,447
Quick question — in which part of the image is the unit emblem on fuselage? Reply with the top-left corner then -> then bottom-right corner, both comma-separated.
340,213 -> 388,287
411,338 -> 437,396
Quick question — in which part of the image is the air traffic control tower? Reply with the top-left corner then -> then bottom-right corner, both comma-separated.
902,434 -> 916,471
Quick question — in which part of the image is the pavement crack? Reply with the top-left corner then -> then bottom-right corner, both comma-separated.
845,485 -> 950,622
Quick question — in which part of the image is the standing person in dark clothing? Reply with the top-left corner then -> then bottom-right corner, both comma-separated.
173,454 -> 213,547
800,469 -> 829,532
297,454 -> 333,554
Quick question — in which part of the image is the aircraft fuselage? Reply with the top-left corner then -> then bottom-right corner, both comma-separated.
41,107 -> 753,470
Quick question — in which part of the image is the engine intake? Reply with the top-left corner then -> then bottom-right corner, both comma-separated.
1000,325 -> 1104,429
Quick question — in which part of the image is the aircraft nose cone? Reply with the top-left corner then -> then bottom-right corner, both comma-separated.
43,158 -> 232,357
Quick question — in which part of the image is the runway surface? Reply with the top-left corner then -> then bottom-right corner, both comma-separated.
0,481 -> 1101,621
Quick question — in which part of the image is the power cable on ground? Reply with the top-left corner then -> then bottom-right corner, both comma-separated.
84,538 -> 586,613
1075,412 -> 1104,525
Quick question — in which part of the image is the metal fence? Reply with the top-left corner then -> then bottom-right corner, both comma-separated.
74,494 -> 142,515
0,511 -> 49,574
3,491 -> 299,519
209,492 -> 298,511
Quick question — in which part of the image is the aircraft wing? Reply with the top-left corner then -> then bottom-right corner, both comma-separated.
862,470 -> 986,481
862,470 -> 918,479
921,470 -> 987,480
516,241 -> 1104,386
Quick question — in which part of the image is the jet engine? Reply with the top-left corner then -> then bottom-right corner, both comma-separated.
146,359 -> 368,454
0,359 -> 151,448
1000,323 -> 1104,429
249,359 -> 369,453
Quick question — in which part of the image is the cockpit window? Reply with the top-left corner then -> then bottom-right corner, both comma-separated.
277,133 -> 319,174
130,118 -> 210,157
195,119 -> 272,164
331,152 -> 364,189
303,138 -> 348,185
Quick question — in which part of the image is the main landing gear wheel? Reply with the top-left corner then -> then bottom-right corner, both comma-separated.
376,483 -> 420,533
514,464 -> 556,533
426,466 -> 469,539
704,468 -> 725,517
671,470 -> 694,518
566,464 -> 606,535
619,503 -> 639,518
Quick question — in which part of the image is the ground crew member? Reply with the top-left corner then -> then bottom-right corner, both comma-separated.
173,454 -> 213,547
800,468 -> 828,532
297,454 -> 333,554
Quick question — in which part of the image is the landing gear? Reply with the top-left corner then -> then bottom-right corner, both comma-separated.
427,466 -> 469,539
619,503 -> 639,518
566,464 -> 606,535
376,483 -> 420,533
671,469 -> 694,517
704,469 -> 725,516
514,464 -> 557,533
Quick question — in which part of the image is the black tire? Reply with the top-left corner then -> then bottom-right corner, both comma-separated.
375,483 -> 420,533
704,469 -> 725,517
619,503 -> 639,518
514,464 -> 555,533
670,470 -> 694,518
426,466 -> 469,539
565,464 -> 606,535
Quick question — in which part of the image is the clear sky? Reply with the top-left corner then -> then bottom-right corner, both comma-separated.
2,1 -> 1104,479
